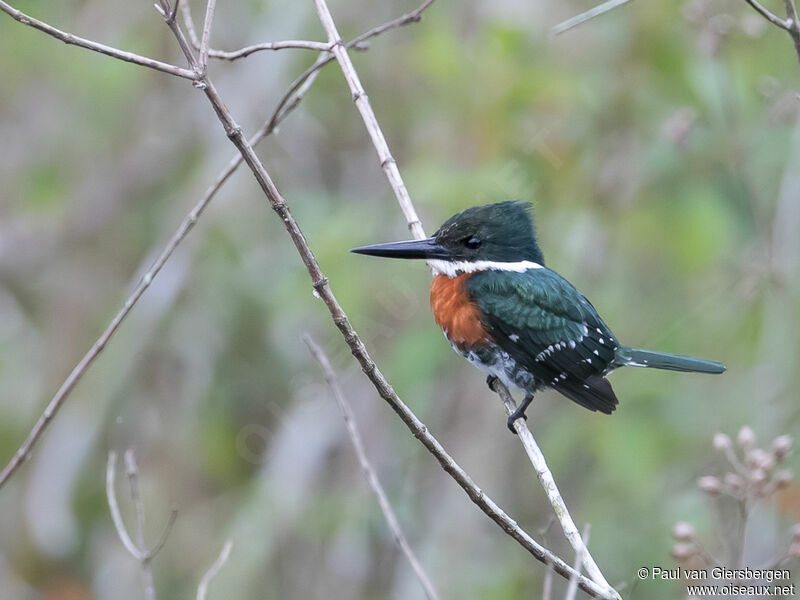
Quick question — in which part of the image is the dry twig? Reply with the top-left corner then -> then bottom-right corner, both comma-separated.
1,3 -> 617,597
0,0 -> 434,490
552,0 -> 634,36
196,540 -> 233,600
312,0 -> 430,240
106,451 -> 178,600
742,0 -> 800,64
304,335 -> 441,600
492,382 -> 614,595
313,0 -> 617,595
0,1 -> 198,78
565,525 -> 591,600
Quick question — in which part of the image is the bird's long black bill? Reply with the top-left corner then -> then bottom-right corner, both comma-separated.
349,237 -> 449,260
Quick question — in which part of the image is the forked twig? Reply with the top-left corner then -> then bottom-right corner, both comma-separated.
106,451 -> 178,600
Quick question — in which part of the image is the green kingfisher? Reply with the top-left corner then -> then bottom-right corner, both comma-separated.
351,201 -> 725,433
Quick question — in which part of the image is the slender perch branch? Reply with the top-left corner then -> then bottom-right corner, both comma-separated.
742,0 -> 800,65
312,0 -> 617,596
552,0 -> 634,36
304,335 -> 441,600
565,524 -> 591,600
0,1 -> 432,491
744,0 -> 792,30
0,4 -> 617,597
182,58 -> 616,600
311,0 -> 430,240
492,381 -> 614,595
196,540 -> 233,600
106,451 -> 178,600
0,1 -> 198,79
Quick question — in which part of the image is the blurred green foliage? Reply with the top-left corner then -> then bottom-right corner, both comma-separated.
0,0 -> 799,598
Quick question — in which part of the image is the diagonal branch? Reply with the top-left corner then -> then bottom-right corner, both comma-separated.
1,4 -> 616,597
0,1 -> 198,79
493,382 -> 615,595
198,0 -> 217,71
196,540 -> 233,600
744,0 -> 792,30
107,452 -> 145,562
107,451 -> 177,600
742,0 -> 800,65
552,0 -> 634,36
312,0 -> 618,596
0,2 -> 430,491
311,0 -> 429,240
178,0 -> 345,60
565,524 -> 591,600
304,335 -> 441,600
172,52 -> 616,600
782,0 -> 800,64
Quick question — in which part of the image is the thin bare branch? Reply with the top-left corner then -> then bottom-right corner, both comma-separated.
304,335 -> 441,600
0,1 -> 198,79
543,560 -> 554,600
0,5 -> 616,597
209,40 -> 334,60
167,0 -> 181,25
552,0 -> 634,35
107,451 -> 177,600
198,0 -> 217,70
178,56 -> 616,600
492,381 -> 618,597
180,0 -> 201,46
0,3 -> 419,490
123,450 -> 178,562
155,1 -> 198,70
744,0 -> 792,30
565,524 -> 591,600
783,0 -> 800,64
123,451 -> 156,600
106,452 -> 145,561
196,540 -> 233,600
312,0 -> 429,240
312,1 -> 618,596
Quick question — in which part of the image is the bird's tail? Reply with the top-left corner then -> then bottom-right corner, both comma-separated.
614,346 -> 726,374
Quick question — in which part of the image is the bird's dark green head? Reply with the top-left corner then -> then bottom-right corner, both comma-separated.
350,201 -> 545,268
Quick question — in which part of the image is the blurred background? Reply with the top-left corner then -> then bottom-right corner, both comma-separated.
0,0 -> 799,598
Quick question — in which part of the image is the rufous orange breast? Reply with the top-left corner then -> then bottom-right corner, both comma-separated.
430,273 -> 491,349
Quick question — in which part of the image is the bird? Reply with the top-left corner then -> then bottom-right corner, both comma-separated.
350,201 -> 725,433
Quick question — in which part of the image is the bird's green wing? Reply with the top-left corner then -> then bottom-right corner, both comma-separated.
466,268 -> 619,412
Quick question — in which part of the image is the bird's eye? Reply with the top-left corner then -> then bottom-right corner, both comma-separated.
464,236 -> 482,249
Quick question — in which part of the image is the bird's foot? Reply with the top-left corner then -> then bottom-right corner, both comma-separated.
506,409 -> 527,434
485,375 -> 499,391
506,393 -> 534,435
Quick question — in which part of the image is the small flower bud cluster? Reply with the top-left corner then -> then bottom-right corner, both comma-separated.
675,428 -> 796,570
697,427 -> 793,501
